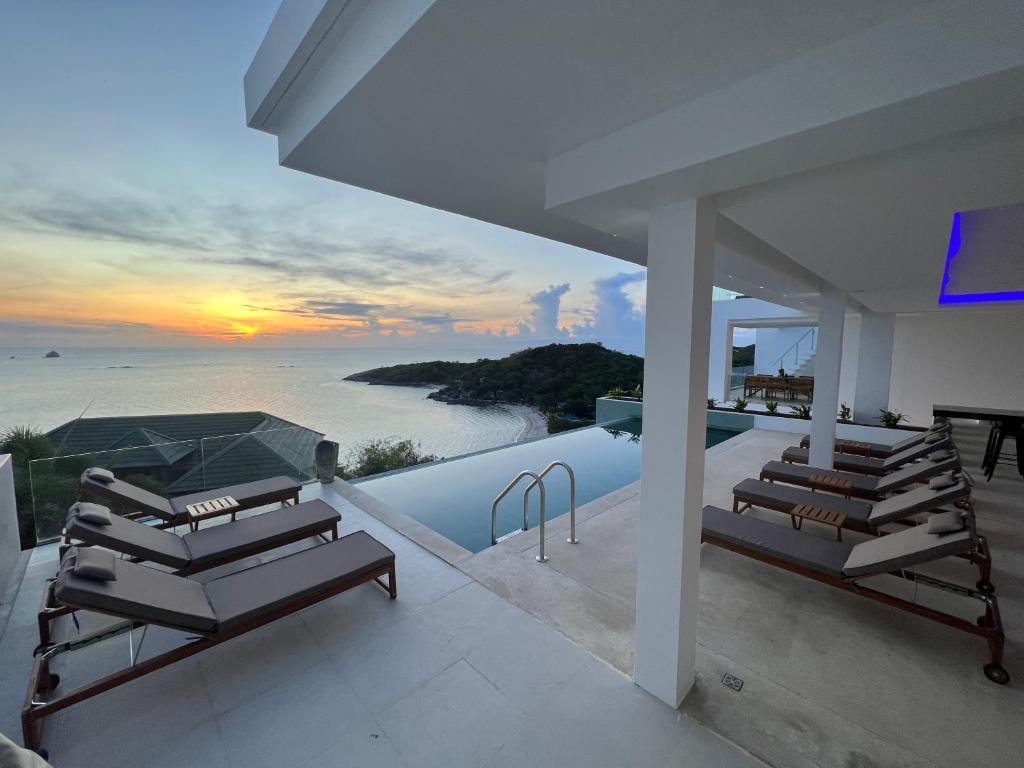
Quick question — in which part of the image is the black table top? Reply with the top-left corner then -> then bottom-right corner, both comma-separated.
934,404 -> 1024,421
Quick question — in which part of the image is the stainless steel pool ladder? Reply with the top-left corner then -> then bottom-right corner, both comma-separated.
490,461 -> 577,563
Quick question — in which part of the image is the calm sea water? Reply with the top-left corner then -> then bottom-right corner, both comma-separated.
0,347 -> 535,459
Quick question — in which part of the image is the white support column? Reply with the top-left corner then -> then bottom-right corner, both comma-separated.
808,285 -> 847,468
853,312 -> 895,423
634,198 -> 715,707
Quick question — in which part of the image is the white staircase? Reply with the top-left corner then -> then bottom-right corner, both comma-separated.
793,349 -> 816,377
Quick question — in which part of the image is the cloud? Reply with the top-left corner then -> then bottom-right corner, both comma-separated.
294,300 -> 386,317
0,179 -> 512,297
516,283 -> 571,339
573,271 -> 646,354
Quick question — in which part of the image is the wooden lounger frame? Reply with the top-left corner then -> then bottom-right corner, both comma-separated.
40,518 -> 340,649
701,525 -> 1008,685
22,556 -> 396,754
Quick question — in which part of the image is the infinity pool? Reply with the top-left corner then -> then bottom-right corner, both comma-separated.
356,418 -> 744,553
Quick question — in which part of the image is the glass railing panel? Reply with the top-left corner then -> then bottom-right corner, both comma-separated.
196,427 -> 319,494
25,426 -> 322,545
28,437 -> 195,544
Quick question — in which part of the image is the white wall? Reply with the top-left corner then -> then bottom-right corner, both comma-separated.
753,326 -> 815,374
0,455 -> 20,606
889,307 -> 1024,425
708,298 -> 813,401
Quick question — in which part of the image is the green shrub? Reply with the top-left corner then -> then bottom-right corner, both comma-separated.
707,398 -> 718,409
838,403 -> 852,423
1,426 -> 57,548
733,399 -> 749,412
765,401 -> 779,415
336,438 -> 439,480
790,404 -> 812,419
879,409 -> 907,428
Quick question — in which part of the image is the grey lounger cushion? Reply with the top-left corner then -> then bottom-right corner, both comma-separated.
66,499 -> 341,570
702,506 -> 851,577
797,423 -> 949,456
170,476 -> 300,517
761,461 -> 882,494
841,522 -> 975,578
82,471 -> 300,523
205,531 -> 394,630
703,505 -> 977,582
865,480 -> 971,525
732,478 -> 873,524
55,533 -> 395,635
761,455 -> 960,499
874,455 -> 960,493
54,549 -> 218,632
781,438 -> 949,475
67,505 -> 192,569
70,501 -> 112,525
181,499 -> 339,565
81,469 -> 176,520
73,547 -> 117,581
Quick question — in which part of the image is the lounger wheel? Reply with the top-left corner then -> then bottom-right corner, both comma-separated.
984,663 -> 1010,685
976,615 -> 989,627
48,672 -> 61,690
976,579 -> 995,595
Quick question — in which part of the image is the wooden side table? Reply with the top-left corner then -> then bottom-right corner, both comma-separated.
839,440 -> 873,456
790,504 -> 846,540
185,496 -> 240,532
810,473 -> 853,498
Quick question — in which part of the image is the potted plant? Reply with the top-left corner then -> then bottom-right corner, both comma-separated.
879,409 -> 907,428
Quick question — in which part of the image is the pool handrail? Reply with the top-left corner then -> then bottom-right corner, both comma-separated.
524,461 -> 578,547
491,471 -> 545,555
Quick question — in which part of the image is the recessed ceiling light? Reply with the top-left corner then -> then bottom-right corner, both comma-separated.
759,285 -> 765,289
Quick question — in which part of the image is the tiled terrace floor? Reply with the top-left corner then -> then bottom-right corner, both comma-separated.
458,423 -> 1024,768
0,485 -> 761,767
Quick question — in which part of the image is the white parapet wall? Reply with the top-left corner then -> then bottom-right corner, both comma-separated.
595,397 -> 644,424
0,455 -> 21,605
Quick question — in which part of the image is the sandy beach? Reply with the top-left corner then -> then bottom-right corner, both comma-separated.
505,404 -> 548,442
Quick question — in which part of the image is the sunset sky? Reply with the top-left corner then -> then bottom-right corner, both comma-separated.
0,0 -> 649,353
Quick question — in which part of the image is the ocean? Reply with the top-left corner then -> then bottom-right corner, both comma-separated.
0,347 -> 542,460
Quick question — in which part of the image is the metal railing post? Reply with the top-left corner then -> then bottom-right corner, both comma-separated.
525,460 -> 578,546
491,471 -> 544,546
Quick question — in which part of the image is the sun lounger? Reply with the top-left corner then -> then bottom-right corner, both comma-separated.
22,533 -> 396,753
38,500 -> 343,647
781,437 -> 953,476
759,453 -> 960,500
701,505 -> 1007,684
80,467 -> 301,526
731,476 -> 993,590
798,420 -> 951,458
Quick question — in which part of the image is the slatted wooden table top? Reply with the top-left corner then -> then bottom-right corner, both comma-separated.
840,440 -> 873,455
185,495 -> 240,521
791,504 -> 846,528
810,474 -> 853,494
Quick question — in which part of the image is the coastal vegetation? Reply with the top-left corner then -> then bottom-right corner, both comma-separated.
732,343 -> 755,367
346,343 -> 644,422
336,438 -> 439,480
1,426 -> 59,549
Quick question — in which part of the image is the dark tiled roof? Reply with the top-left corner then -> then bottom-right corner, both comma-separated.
46,412 -> 323,493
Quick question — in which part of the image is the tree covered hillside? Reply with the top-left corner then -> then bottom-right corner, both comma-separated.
345,343 -> 643,419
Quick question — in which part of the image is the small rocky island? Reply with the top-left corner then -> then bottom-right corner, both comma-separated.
345,343 -> 643,422
44,350 -> 60,358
